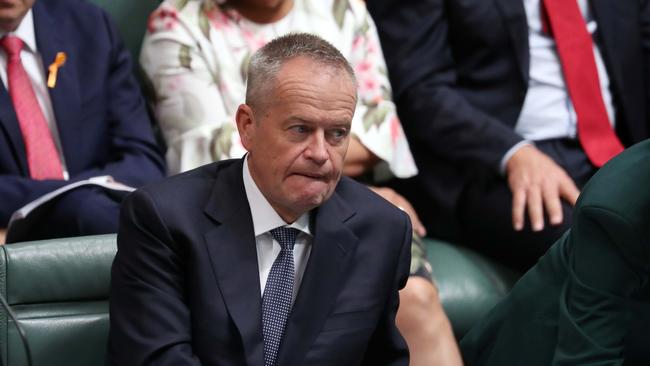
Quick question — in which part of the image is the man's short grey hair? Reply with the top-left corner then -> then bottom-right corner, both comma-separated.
245,33 -> 357,111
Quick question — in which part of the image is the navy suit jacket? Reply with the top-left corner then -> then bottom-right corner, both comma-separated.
109,158 -> 411,366
368,0 -> 650,236
0,0 -> 165,226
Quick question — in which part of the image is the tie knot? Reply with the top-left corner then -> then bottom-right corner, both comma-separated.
269,227 -> 300,251
1,35 -> 24,59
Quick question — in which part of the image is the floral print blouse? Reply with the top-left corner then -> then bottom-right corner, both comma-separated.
141,0 -> 417,179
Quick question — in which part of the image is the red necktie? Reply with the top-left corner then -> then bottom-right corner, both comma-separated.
542,0 -> 624,167
2,35 -> 64,180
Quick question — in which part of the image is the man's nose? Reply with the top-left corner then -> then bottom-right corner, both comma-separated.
304,132 -> 329,164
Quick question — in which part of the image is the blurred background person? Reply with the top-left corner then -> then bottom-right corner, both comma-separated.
0,0 -> 165,243
368,0 -> 650,271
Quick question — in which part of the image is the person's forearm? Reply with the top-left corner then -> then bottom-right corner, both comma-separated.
0,177 -> 71,225
343,137 -> 381,177
0,228 -> 7,245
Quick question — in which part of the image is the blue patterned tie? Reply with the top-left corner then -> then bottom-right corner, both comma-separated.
262,227 -> 300,366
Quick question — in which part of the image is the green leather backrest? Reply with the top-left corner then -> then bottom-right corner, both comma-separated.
87,0 -> 160,64
426,238 -> 521,339
0,235 -> 116,366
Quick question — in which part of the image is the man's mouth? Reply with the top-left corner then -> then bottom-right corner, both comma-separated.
293,172 -> 327,180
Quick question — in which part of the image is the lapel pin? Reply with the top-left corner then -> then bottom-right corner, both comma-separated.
47,52 -> 67,88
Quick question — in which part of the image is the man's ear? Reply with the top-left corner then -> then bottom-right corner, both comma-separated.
235,104 -> 256,151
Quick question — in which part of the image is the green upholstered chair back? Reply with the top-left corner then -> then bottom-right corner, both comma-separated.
0,235 -> 116,366
87,0 -> 160,64
426,238 -> 521,339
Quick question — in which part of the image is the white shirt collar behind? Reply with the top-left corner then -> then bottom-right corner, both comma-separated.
242,154 -> 311,237
0,10 -> 37,53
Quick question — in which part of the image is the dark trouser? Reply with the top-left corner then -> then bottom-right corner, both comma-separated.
457,138 -> 597,271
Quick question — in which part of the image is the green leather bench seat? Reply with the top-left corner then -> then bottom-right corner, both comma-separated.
425,238 -> 520,339
0,235 -> 116,366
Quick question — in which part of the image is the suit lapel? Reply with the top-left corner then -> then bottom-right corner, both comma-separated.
493,0 -> 529,84
0,84 -> 28,175
203,159 -> 265,366
32,1 -> 81,172
276,190 -> 358,365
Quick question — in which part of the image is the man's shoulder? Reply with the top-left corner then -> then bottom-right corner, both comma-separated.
335,177 -> 408,224
33,0 -> 112,45
576,140 -> 650,226
35,0 -> 105,19
138,159 -> 239,199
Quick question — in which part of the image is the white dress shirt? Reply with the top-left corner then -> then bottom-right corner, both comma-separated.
501,0 -> 615,172
0,10 -> 69,179
518,0 -> 615,139
242,155 -> 313,303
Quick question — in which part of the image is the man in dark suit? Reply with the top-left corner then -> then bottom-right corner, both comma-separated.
109,33 -> 411,365
367,0 -> 650,269
0,0 -> 165,242
460,138 -> 650,365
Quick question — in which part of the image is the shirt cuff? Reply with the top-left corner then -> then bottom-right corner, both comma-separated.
499,140 -> 534,176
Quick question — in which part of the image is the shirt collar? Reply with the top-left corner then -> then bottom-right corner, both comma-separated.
242,155 -> 311,237
0,10 -> 37,53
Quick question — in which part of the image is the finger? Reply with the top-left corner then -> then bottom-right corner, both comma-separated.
511,188 -> 527,231
414,222 -> 427,237
558,177 -> 580,206
542,184 -> 563,226
527,187 -> 544,232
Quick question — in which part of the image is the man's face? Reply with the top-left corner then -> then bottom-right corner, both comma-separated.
0,0 -> 34,32
237,56 -> 357,222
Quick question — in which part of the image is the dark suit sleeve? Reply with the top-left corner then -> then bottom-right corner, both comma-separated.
109,189 -> 201,365
642,0 -> 650,119
0,177 -> 70,226
553,205 -> 647,364
367,0 -> 523,169
361,212 -> 411,366
72,8 -> 165,186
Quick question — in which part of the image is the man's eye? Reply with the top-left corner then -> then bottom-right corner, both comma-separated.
290,125 -> 308,134
329,128 -> 349,140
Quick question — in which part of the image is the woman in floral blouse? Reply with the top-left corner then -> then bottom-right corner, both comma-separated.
141,0 -> 461,364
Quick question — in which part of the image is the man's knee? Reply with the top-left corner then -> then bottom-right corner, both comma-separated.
403,276 -> 438,301
399,277 -> 441,318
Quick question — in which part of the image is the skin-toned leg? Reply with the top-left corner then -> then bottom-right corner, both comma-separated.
397,277 -> 463,366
